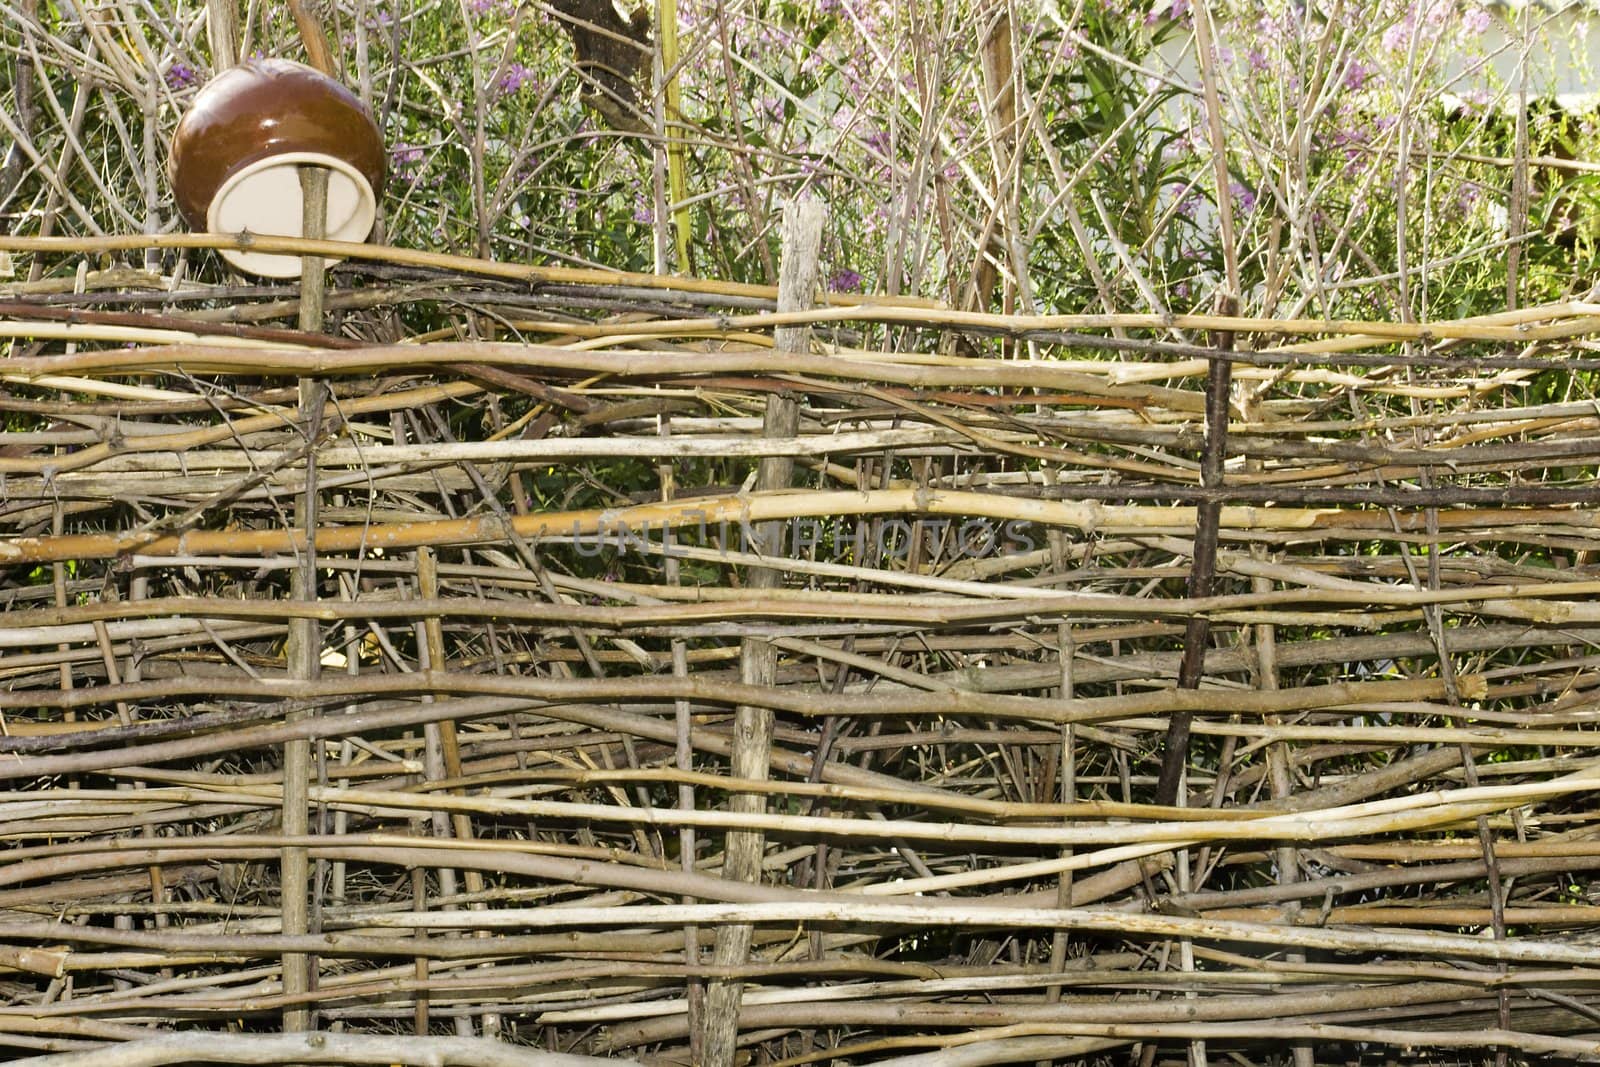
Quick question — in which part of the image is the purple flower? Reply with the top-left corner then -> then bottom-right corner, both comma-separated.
497,62 -> 535,94
828,269 -> 863,292
632,199 -> 654,224
390,143 -> 425,180
1343,60 -> 1372,91
1229,182 -> 1257,214
1148,0 -> 1189,26
165,62 -> 199,89
1462,7 -> 1492,35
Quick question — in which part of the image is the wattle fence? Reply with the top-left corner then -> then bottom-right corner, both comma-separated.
3,232 -> 1600,1065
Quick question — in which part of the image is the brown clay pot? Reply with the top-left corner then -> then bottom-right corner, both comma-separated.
169,58 -> 386,277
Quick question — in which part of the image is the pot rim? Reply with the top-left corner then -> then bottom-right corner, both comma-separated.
206,150 -> 378,278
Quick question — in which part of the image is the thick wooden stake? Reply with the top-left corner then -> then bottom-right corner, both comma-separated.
699,196 -> 824,1067
281,164 -> 328,1036
1154,297 -> 1235,809
1153,294 -> 1234,1067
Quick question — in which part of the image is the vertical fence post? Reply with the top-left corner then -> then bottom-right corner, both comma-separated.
281,163 -> 328,1039
700,195 -> 825,1067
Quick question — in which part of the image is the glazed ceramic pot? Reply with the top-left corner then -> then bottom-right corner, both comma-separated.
170,58 -> 386,278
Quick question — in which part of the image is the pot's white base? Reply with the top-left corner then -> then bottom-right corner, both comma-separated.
206,151 -> 376,278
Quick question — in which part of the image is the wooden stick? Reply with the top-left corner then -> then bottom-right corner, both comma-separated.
279,163 -> 329,1036
286,0 -> 337,78
1156,294 -> 1236,808
702,195 -> 824,1067
204,0 -> 239,71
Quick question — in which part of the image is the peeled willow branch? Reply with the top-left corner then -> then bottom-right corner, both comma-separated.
9,484 -> 1597,563
7,1033 -> 639,1067
6,234 -> 1600,342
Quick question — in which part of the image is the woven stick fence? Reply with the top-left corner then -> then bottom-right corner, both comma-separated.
3,230 -> 1600,1067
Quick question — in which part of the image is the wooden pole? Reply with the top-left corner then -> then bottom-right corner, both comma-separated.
287,0 -> 337,77
1154,294 -> 1235,810
656,0 -> 690,272
205,0 -> 239,71
280,164 -> 329,1037
699,196 -> 824,1067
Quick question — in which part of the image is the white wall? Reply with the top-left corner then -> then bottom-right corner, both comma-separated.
1440,3 -> 1600,110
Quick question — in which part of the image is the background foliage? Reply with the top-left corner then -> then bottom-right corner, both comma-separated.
4,0 -> 1597,321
